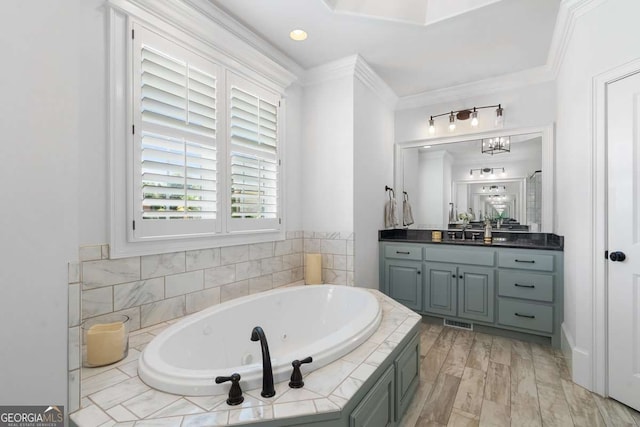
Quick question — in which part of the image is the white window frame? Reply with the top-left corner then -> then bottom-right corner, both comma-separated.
107,5 -> 287,258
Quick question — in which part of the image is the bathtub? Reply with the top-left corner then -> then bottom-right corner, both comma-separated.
138,285 -> 382,396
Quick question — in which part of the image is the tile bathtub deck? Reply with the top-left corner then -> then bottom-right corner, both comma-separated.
71,290 -> 422,427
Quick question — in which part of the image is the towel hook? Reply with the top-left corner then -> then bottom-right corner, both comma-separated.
403,191 -> 409,201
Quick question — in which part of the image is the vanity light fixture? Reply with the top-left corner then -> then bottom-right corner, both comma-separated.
482,136 -> 510,155
469,167 -> 505,177
482,185 -> 506,192
427,104 -> 503,135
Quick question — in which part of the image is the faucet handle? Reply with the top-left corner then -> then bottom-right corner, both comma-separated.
215,373 -> 244,405
289,356 -> 313,388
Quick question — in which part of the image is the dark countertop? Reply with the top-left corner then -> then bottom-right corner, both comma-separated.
379,229 -> 564,251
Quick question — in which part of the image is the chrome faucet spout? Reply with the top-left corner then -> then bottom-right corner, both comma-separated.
250,326 -> 275,398
461,224 -> 467,241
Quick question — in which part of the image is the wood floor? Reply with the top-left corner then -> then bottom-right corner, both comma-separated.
399,320 -> 640,427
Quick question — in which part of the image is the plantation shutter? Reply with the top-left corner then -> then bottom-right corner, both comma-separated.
228,73 -> 281,231
132,25 -> 220,239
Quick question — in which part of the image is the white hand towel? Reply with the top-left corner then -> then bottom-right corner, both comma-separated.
385,199 -> 399,228
403,199 -> 414,226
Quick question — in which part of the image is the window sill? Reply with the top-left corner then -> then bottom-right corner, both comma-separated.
109,229 -> 286,259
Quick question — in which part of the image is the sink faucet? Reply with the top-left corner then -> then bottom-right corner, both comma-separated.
460,224 -> 468,241
250,326 -> 275,398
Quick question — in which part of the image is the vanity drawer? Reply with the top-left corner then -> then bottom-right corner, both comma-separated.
425,247 -> 495,266
384,245 -> 422,261
498,299 -> 553,333
498,271 -> 553,302
498,252 -> 554,271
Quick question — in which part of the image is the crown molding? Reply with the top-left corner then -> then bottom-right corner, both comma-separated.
396,65 -> 553,110
108,0 -> 300,90
300,55 -> 359,87
181,0 -> 305,78
396,0 -> 605,110
546,0 -> 608,78
353,55 -> 398,109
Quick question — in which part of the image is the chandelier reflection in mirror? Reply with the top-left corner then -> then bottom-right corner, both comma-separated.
428,104 -> 503,134
482,136 -> 510,155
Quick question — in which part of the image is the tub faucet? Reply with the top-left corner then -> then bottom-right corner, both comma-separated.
250,326 -> 275,398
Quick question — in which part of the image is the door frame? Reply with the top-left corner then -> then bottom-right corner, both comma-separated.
592,58 -> 640,396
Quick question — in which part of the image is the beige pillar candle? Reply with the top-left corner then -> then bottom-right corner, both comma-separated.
305,253 -> 322,285
86,321 -> 126,366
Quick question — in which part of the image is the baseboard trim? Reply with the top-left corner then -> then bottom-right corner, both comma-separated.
562,322 -> 593,390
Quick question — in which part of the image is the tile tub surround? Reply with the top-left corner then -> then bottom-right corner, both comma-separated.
303,231 -> 355,286
70,290 -> 421,426
70,230 -> 353,415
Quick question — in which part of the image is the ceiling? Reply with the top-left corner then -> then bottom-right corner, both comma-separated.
209,0 -> 561,97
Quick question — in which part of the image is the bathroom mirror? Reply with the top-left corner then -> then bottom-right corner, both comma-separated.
395,126 -> 554,232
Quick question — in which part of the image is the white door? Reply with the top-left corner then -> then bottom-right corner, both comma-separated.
607,70 -> 640,411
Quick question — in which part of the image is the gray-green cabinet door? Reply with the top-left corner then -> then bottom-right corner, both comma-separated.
423,262 -> 457,317
395,334 -> 420,421
350,365 -> 395,427
385,260 -> 422,311
457,266 -> 494,323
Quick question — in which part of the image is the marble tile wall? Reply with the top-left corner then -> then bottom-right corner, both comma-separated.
79,232 -> 305,334
302,231 -> 355,286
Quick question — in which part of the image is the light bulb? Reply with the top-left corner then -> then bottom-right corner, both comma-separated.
428,117 -> 435,134
471,108 -> 478,127
449,112 -> 456,131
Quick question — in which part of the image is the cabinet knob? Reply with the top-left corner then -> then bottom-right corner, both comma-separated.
459,275 -> 463,279
417,270 -> 421,275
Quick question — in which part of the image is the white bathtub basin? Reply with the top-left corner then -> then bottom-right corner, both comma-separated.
138,285 -> 382,396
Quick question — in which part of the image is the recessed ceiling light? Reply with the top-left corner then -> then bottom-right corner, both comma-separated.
422,145 -> 432,149
289,29 -> 308,41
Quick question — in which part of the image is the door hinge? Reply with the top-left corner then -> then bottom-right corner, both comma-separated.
132,124 -> 135,135
279,218 -> 282,225
278,100 -> 281,107
605,250 -> 608,260
132,220 -> 136,230
278,159 -> 281,166
132,29 -> 135,39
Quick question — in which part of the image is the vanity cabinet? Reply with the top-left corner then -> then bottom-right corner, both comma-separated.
423,262 -> 494,322
380,241 -> 564,347
384,260 -> 422,312
382,244 -> 423,312
496,248 -> 560,339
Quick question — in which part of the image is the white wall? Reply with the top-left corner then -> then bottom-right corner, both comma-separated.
284,84 -> 304,231
353,79 -> 395,288
301,76 -> 354,232
555,0 -> 640,390
395,81 -> 556,144
402,149 -> 420,227
79,0 -> 109,246
0,1 -> 80,405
